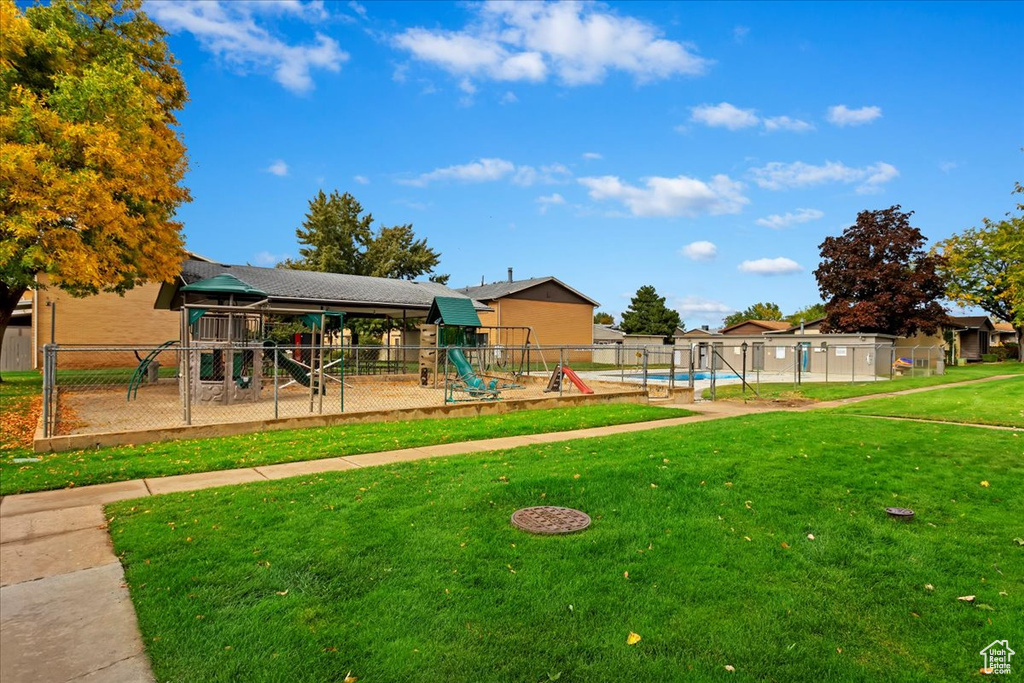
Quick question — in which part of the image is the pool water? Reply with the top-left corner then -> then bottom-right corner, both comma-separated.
634,372 -> 740,382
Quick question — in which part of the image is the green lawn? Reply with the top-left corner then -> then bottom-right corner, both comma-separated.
108,413 -> 1023,682
712,362 -> 1023,402
835,376 -> 1024,428
0,403 -> 692,495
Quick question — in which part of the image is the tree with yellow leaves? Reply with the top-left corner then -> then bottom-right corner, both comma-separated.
0,0 -> 190,377
936,183 -> 1024,362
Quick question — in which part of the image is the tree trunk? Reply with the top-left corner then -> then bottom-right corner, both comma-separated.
0,283 -> 29,383
1016,326 -> 1024,363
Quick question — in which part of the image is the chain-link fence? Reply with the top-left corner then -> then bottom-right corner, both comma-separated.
40,340 -> 944,438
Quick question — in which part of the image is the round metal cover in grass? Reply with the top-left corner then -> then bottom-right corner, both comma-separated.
511,506 -> 591,535
885,507 -> 915,520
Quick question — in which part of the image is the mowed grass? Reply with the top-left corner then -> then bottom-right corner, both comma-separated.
108,413 -> 1024,682
712,362 -> 1023,402
836,376 -> 1024,428
0,403 -> 692,495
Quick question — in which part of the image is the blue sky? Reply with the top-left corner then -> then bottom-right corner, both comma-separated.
145,0 -> 1022,326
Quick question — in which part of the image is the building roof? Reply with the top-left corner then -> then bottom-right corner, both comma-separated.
720,319 -> 793,335
158,260 -> 488,314
458,277 -> 599,306
948,315 -> 994,331
593,324 -> 625,342
427,297 -> 483,327
993,321 -> 1015,333
677,327 -> 721,338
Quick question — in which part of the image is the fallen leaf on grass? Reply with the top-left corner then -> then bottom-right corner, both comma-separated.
626,632 -> 642,645
925,584 -> 934,591
724,665 -> 735,672
275,590 -> 288,596
957,595 -> 975,602
344,672 -> 357,683
780,542 -> 790,550
976,604 -> 996,611
807,534 -> 815,541
1013,538 -> 1024,546
980,481 -> 990,488
623,571 -> 629,579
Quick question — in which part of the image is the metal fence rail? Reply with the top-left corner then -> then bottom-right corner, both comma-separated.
40,340 -> 945,438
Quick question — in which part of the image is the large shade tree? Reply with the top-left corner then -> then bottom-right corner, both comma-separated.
937,183 -> 1024,361
619,285 -> 681,342
814,206 -> 947,336
0,0 -> 190,376
722,302 -> 784,328
282,190 -> 445,282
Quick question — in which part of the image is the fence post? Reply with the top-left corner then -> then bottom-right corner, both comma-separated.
851,346 -> 856,384
669,347 -> 676,393
184,345 -> 192,425
689,343 -> 696,390
273,348 -> 279,420
824,342 -> 829,383
642,348 -> 649,392
794,344 -> 800,387
558,347 -> 564,397
42,344 -> 52,438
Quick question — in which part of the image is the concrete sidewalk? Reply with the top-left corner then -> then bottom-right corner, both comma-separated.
1,373 -> 1019,682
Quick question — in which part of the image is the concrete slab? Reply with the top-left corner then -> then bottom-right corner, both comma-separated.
343,448 -> 433,467
0,563 -> 152,683
1,526 -> 117,587
71,654 -> 154,682
0,481 -> 150,518
145,467 -> 265,495
0,505 -> 107,545
255,457 -> 361,480
416,436 -> 537,457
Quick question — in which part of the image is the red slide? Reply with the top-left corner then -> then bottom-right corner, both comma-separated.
560,366 -> 594,394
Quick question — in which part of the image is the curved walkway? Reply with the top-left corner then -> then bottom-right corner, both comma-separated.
1,373 -> 1019,682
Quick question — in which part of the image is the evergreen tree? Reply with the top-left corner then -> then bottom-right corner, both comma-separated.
619,286 -> 681,341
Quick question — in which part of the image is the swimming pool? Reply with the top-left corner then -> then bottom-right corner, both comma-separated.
631,372 -> 740,382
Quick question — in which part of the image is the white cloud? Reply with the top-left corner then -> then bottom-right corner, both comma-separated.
690,102 -> 759,130
674,295 -> 734,323
763,115 -> 814,133
266,159 -> 289,176
147,0 -> 347,94
738,257 -> 803,275
733,25 -> 750,43
400,157 -> 570,188
755,208 -> 824,229
252,250 -> 291,266
579,173 -> 748,217
394,1 -> 710,88
347,1 -> 367,19
353,174 -> 369,185
582,152 -> 603,160
827,104 -> 882,127
680,240 -> 718,261
750,160 -> 899,193
939,161 -> 957,173
500,90 -> 518,104
536,192 -> 566,214
689,102 -> 813,133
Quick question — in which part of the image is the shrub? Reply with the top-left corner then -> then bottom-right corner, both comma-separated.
981,353 -> 999,362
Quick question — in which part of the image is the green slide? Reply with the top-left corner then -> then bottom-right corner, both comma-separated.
448,348 -> 498,396
127,340 -> 177,400
263,341 -> 325,394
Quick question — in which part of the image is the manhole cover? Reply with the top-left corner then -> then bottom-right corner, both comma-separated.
511,506 -> 591,534
885,507 -> 915,520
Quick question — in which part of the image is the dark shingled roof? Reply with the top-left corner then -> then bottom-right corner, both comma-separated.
459,277 -> 599,306
948,315 -> 994,330
170,260 -> 487,311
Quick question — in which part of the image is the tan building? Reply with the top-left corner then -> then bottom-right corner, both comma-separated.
459,273 -> 598,362
29,274 -> 182,369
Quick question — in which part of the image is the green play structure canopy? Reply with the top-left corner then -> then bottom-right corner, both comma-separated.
181,274 -> 267,297
427,297 -> 481,327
